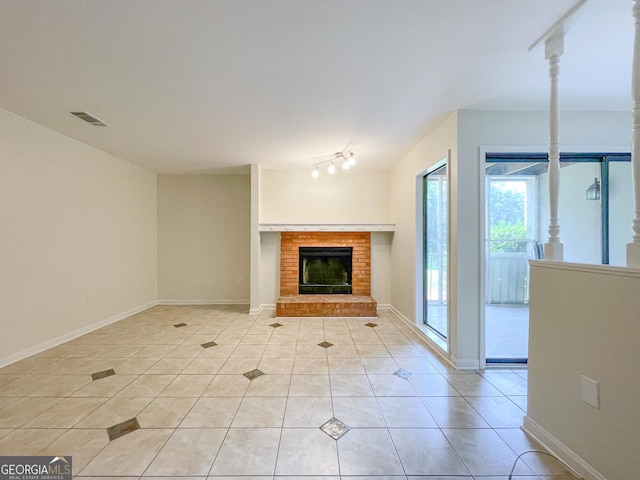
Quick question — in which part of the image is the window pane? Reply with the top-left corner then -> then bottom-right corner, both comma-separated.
424,164 -> 447,338
609,161 -> 634,266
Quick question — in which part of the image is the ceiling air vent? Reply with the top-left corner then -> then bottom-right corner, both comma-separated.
70,111 -> 111,127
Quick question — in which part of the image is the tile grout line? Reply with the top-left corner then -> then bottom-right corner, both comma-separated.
1,305 -> 535,479
140,308 -> 233,478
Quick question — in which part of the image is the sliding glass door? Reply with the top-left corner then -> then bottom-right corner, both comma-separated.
485,172 -> 538,362
484,152 -> 631,363
423,163 -> 447,338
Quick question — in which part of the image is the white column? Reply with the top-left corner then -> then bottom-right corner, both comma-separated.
544,33 -> 564,261
628,0 -> 640,268
249,163 -> 262,313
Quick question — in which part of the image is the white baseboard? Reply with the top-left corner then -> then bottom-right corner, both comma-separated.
387,304 -> 458,369
522,415 -> 607,480
376,303 -> 392,310
0,300 -> 157,369
249,304 -> 276,315
157,299 -> 250,305
449,355 -> 480,370
387,304 -> 409,320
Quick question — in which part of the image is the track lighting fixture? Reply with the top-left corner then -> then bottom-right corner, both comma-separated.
310,149 -> 357,178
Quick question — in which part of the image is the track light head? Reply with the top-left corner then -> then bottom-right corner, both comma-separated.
310,148 -> 357,177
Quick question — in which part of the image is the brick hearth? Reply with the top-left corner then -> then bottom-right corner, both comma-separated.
276,294 -> 377,317
276,232 -> 376,317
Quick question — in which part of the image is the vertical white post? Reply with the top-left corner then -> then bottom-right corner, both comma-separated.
544,33 -> 564,261
628,0 -> 640,268
249,164 -> 262,313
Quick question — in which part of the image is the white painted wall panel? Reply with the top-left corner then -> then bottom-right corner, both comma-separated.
0,108 -> 157,365
158,174 -> 251,302
528,262 -> 640,480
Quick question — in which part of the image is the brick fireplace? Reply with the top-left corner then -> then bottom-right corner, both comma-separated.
276,231 -> 377,317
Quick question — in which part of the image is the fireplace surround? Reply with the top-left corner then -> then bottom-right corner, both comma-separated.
277,231 -> 376,317
279,232 -> 370,296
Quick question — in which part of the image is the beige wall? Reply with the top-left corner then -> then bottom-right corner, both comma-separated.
526,261 -> 640,480
389,112 -> 458,355
260,169 -> 391,224
258,232 -> 280,307
0,108 -> 157,366
158,174 -> 250,302
457,110 -> 630,366
254,168 -> 393,308
389,110 -> 630,368
371,232 -> 392,305
255,231 -> 392,307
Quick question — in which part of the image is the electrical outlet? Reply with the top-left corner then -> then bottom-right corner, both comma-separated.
580,375 -> 600,408
238,276 -> 244,285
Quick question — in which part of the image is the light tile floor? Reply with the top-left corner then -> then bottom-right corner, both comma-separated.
0,305 -> 574,479
429,304 -> 530,360
485,305 -> 529,360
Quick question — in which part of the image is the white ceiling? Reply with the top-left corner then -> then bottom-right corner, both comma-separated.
0,0 -> 632,173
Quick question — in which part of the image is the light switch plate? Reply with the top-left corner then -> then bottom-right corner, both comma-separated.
581,375 -> 600,408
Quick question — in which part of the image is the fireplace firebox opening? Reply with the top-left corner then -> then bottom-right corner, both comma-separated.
299,247 -> 352,294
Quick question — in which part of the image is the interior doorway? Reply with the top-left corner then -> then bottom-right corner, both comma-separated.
484,152 -> 631,363
485,172 -> 538,362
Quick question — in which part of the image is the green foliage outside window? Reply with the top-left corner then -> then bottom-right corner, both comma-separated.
489,181 -> 525,225
490,220 -> 527,253
489,181 -> 528,253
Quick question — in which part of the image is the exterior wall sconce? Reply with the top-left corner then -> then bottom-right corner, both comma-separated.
586,178 -> 600,200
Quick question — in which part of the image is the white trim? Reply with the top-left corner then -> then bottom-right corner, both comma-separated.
414,154 -> 452,358
0,300 -> 157,369
449,356 -> 480,370
250,163 -> 262,314
376,303 -> 392,310
258,223 -> 395,232
249,304 -> 276,315
415,172 -> 425,336
157,299 -> 250,305
528,0 -> 589,52
522,416 -> 608,480
479,148 -> 487,369
478,145 -> 551,368
530,259 -> 640,277
390,308 -> 475,371
388,305 -> 454,369
477,144 -> 631,366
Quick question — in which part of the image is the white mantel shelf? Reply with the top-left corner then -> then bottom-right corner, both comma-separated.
258,223 -> 395,232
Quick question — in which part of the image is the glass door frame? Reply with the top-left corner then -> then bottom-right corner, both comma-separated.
485,152 -> 631,265
481,150 -> 631,366
420,156 -> 450,343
